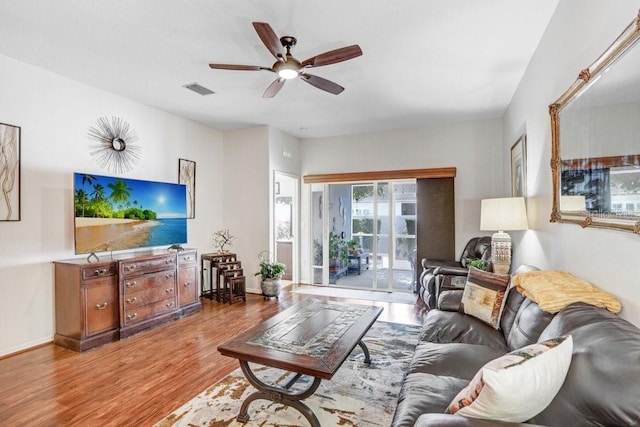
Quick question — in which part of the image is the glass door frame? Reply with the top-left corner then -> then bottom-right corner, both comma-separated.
309,179 -> 416,292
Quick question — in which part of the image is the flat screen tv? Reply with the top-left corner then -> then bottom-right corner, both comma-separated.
74,172 -> 187,255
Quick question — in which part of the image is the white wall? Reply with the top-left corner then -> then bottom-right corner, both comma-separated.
503,1 -> 640,325
0,54 -> 223,357
222,126 -> 270,293
268,128 -> 300,177
300,119 -> 504,266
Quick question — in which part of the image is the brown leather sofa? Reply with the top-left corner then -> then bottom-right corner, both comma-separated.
418,236 -> 492,309
393,265 -> 640,426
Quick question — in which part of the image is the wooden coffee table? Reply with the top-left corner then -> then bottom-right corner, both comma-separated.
217,298 -> 383,426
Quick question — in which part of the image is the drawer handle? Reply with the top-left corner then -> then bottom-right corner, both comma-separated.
166,288 -> 174,293
127,313 -> 137,320
125,265 -> 136,272
94,268 -> 107,276
166,302 -> 175,308
184,256 -> 192,261
126,297 -> 137,304
165,273 -> 174,279
165,259 -> 174,264
126,281 -> 137,288
184,281 -> 192,287
95,302 -> 108,310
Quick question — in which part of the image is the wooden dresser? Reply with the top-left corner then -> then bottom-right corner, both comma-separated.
54,249 -> 200,351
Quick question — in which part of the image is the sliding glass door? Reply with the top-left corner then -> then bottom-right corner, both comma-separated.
311,180 -> 416,292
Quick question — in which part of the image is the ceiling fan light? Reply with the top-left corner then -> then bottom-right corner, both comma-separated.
278,68 -> 299,79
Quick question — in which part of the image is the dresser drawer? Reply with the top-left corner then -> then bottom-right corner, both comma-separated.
120,255 -> 176,275
122,297 -> 177,325
123,283 -> 176,308
122,269 -> 176,294
178,250 -> 197,266
82,263 -> 117,280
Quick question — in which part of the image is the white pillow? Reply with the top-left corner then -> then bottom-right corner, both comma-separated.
447,335 -> 573,422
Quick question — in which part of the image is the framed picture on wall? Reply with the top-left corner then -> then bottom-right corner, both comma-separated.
178,158 -> 196,219
0,122 -> 21,221
511,134 -> 527,197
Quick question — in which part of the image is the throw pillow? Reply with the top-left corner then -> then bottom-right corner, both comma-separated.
460,266 -> 510,329
446,335 -> 573,422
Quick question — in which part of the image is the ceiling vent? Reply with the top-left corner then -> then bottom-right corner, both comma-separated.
183,82 -> 215,96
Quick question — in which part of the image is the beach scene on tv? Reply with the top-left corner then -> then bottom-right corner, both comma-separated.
74,173 -> 187,254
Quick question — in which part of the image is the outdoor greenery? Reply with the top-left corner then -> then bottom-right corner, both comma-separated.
313,233 -> 353,266
352,218 -> 381,234
74,174 -> 157,220
352,184 -> 387,202
313,239 -> 323,266
254,261 -> 287,280
329,232 -> 348,265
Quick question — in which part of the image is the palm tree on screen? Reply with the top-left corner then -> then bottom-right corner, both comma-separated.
108,178 -> 132,213
79,174 -> 96,216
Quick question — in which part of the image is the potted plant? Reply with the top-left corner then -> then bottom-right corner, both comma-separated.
346,238 -> 361,255
467,258 -> 489,271
328,232 -> 348,265
255,260 -> 286,299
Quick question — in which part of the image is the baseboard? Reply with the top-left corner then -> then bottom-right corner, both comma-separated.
0,336 -> 53,360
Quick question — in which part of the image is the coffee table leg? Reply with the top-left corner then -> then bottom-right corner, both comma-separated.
237,360 -> 322,426
358,340 -> 372,365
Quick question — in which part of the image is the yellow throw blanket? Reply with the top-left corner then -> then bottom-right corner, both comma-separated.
512,270 -> 621,314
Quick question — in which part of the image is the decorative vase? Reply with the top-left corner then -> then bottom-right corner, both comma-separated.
261,279 -> 281,299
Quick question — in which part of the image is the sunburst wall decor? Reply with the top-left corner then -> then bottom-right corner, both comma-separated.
87,116 -> 141,174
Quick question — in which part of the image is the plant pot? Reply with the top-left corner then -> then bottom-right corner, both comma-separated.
261,279 -> 281,299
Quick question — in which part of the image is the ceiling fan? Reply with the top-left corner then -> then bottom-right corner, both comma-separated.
209,22 -> 362,98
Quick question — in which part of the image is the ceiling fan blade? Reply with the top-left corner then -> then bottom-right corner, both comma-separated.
300,74 -> 345,95
301,45 -> 363,68
209,63 -> 268,71
252,22 -> 284,60
263,78 -> 285,98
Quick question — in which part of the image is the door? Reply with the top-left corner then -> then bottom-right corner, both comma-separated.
274,172 -> 298,282
311,180 -> 416,292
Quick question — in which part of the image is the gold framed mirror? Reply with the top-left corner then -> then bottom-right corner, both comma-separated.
549,11 -> 640,235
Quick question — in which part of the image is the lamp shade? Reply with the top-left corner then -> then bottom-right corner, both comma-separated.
480,197 -> 529,231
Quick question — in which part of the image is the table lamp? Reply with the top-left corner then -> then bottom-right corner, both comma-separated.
480,197 -> 529,275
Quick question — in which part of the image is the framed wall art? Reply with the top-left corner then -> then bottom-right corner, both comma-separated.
179,158 -> 196,219
511,134 -> 527,197
0,122 -> 21,221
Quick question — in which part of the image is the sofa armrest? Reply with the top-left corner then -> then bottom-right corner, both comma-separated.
415,414 -> 544,427
438,290 -> 463,311
434,266 -> 469,277
432,267 -> 468,310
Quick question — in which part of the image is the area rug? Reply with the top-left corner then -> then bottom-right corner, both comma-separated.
155,321 -> 420,427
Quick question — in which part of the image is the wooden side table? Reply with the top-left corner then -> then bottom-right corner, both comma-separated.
200,253 -> 237,301
200,253 -> 246,304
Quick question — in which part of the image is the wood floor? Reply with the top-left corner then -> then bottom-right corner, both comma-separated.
0,288 -> 426,426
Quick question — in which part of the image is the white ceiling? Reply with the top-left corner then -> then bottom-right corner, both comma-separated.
0,0 -> 559,138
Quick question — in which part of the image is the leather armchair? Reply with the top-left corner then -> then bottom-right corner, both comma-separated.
418,236 -> 492,309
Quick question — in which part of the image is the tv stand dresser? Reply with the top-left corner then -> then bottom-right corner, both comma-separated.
53,249 -> 199,352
